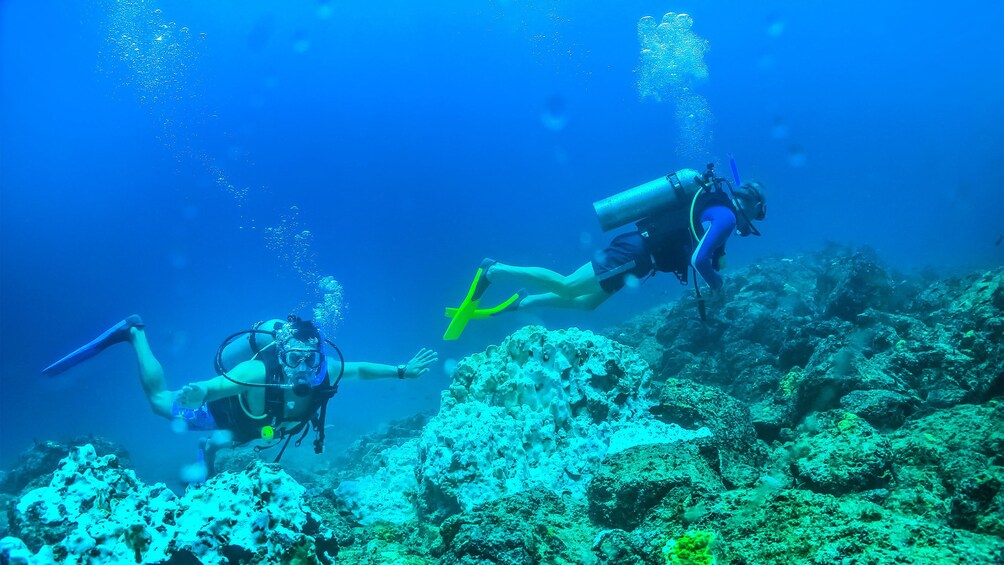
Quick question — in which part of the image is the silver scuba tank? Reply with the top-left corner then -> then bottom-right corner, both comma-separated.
592,168 -> 703,232
218,319 -> 284,373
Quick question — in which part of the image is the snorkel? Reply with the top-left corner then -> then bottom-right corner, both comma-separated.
726,153 -> 762,237
729,152 -> 742,188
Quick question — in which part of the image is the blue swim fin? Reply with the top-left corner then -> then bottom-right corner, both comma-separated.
41,315 -> 144,376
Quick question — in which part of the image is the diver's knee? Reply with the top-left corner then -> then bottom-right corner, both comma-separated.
583,293 -> 609,311
149,392 -> 175,420
559,276 -> 590,297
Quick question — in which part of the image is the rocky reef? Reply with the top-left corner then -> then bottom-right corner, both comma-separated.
2,444 -> 336,564
334,326 -> 708,527
2,245 -> 1002,564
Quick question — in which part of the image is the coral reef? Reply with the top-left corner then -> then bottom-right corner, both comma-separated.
0,436 -> 130,495
609,246 -> 1003,436
336,326 -> 709,527
3,245 -> 1002,564
434,489 -> 595,565
3,444 -> 336,564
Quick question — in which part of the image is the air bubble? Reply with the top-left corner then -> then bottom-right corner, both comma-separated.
179,461 -> 207,484
210,429 -> 234,447
171,418 -> 188,434
636,12 -> 713,160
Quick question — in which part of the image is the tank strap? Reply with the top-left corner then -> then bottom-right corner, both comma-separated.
248,321 -> 264,353
667,172 -> 686,200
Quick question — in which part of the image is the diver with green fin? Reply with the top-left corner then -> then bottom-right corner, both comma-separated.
444,156 -> 767,340
42,315 -> 437,477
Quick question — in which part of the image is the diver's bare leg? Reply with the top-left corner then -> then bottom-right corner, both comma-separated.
127,328 -> 174,419
489,262 -> 603,298
520,290 -> 611,311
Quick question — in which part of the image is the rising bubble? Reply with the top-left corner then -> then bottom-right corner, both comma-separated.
636,12 -> 713,160
179,461 -> 208,484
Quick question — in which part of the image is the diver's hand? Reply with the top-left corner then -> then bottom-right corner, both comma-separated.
177,383 -> 208,409
403,348 -> 438,379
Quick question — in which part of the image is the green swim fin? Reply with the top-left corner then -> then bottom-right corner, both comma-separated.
444,306 -> 491,320
443,264 -> 491,340
445,291 -> 522,320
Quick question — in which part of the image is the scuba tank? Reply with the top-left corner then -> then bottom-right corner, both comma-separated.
593,168 -> 703,232
217,319 -> 283,371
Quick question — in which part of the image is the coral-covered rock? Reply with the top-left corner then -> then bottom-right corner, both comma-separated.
949,268 -> 1004,325
3,444 -> 337,565
0,436 -> 130,495
608,247 -> 1004,437
435,489 -> 595,565
587,442 -> 724,530
336,326 -> 710,526
650,378 -> 764,487
334,440 -> 422,525
815,246 -> 895,321
887,402 -> 1004,537
790,410 -> 892,495
590,528 -> 648,565
682,486 -> 1004,564
839,389 -> 916,430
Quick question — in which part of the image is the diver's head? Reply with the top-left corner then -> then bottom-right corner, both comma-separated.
733,181 -> 767,237
274,316 -> 326,395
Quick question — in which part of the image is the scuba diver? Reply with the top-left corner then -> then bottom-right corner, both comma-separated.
42,315 -> 438,475
444,157 -> 767,339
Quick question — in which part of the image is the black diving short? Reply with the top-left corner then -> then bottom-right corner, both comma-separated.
591,231 -> 655,293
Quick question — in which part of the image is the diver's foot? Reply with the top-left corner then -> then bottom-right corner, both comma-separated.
108,315 -> 145,346
472,258 -> 498,301
492,289 -> 526,316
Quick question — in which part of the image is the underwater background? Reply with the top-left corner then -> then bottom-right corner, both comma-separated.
1,0 -> 1002,497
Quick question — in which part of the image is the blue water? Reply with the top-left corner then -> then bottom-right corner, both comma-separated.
2,0 -> 1002,487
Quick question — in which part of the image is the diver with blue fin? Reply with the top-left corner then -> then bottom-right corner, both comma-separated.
43,314 -> 437,477
444,156 -> 767,339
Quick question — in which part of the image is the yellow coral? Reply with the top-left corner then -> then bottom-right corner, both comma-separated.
836,412 -> 860,433
780,369 -> 802,397
662,530 -> 716,565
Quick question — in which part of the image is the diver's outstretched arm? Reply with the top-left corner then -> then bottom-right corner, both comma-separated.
340,348 -> 438,381
173,360 -> 266,409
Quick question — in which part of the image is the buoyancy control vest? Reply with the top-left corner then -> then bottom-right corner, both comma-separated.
636,188 -> 736,283
209,318 -> 343,461
207,351 -> 337,445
